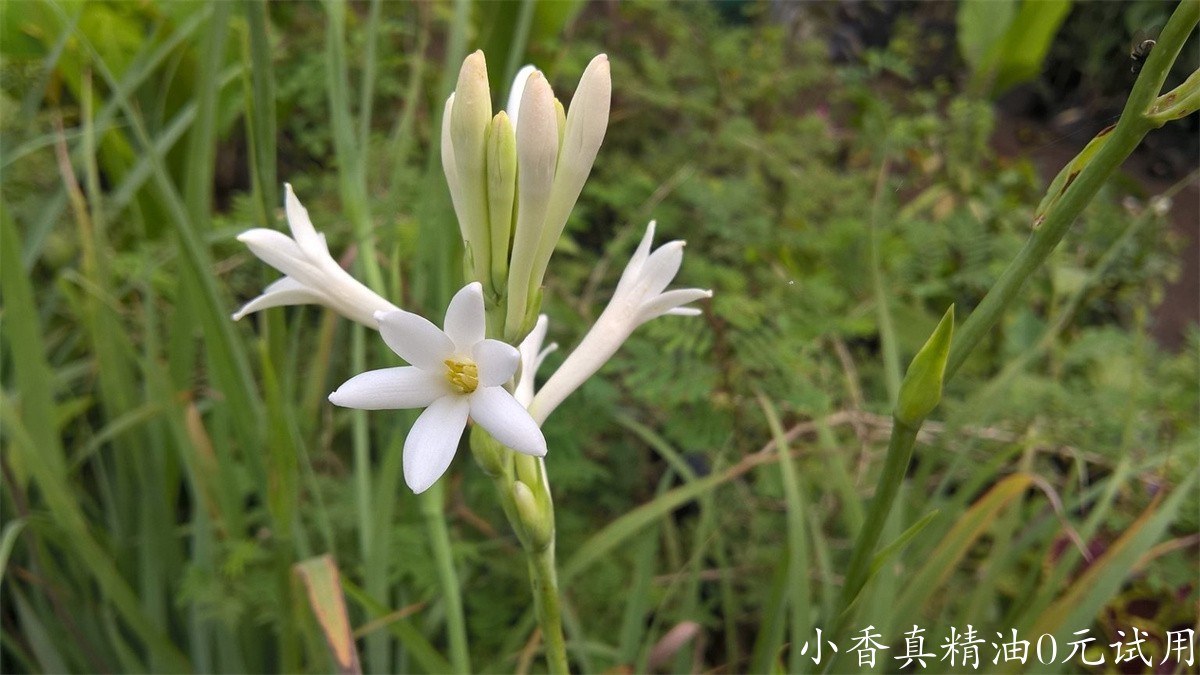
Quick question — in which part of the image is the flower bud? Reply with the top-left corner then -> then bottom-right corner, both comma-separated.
469,424 -> 510,479
486,111 -> 517,291
529,55 -> 611,292
506,71 -> 559,335
449,50 -> 494,287
894,305 -> 955,426
513,480 -> 553,549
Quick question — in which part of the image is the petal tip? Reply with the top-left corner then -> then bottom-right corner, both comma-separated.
406,477 -> 434,494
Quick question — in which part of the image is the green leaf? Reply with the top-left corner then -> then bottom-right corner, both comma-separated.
295,556 -> 362,675
1033,124 -> 1115,228
1027,470 -> 1198,641
896,472 -> 1035,613
989,0 -> 1073,95
956,0 -> 1015,70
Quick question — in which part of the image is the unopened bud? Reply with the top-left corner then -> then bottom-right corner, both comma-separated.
449,50 -> 494,286
487,111 -> 517,290
513,480 -> 553,549
506,71 -> 559,335
530,54 -> 611,296
469,424 -> 509,478
895,305 -> 955,426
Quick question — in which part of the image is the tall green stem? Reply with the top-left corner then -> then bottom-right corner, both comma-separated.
945,0 -> 1198,380
476,430 -> 569,673
529,545 -> 570,674
829,0 -> 1199,664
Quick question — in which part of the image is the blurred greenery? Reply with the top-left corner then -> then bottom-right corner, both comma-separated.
2,0 -> 1196,673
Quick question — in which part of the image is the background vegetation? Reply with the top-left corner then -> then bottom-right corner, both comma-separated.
2,1 -> 1196,673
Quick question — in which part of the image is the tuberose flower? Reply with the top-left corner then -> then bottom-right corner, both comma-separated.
528,222 -> 711,424
233,184 -> 399,328
329,282 -> 547,493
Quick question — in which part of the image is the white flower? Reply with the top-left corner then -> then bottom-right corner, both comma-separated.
328,282 -> 547,493
233,184 -> 400,328
528,222 -> 711,424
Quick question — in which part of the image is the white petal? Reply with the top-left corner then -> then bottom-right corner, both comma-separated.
505,64 -> 537,126
441,94 -> 468,241
315,270 -> 403,328
613,221 -> 657,299
470,386 -> 547,456
403,396 -> 470,493
535,343 -> 558,371
636,288 -> 712,324
519,314 -> 550,362
443,282 -> 485,352
515,314 -> 550,407
638,241 -> 685,299
473,339 -> 520,387
376,310 -> 454,369
508,71 -> 559,310
328,366 -> 449,410
231,277 -> 325,320
238,229 -> 311,275
284,184 -> 329,259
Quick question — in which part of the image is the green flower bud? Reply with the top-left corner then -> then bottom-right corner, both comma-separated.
469,424 -> 510,479
486,111 -> 517,292
513,480 -> 553,549
894,305 -> 955,426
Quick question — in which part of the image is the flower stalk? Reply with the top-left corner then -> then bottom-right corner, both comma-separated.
827,2 -> 1199,666
529,544 -> 570,675
234,46 -> 710,675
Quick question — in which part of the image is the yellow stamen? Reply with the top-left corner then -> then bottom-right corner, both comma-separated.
444,358 -> 479,394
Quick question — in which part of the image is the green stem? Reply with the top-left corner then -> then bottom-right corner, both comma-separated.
831,420 -> 919,631
418,482 -> 472,673
481,440 -> 568,673
827,0 -> 1199,664
945,0 -> 1199,381
529,544 -> 570,675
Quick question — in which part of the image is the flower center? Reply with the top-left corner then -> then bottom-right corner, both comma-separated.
444,358 -> 479,394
